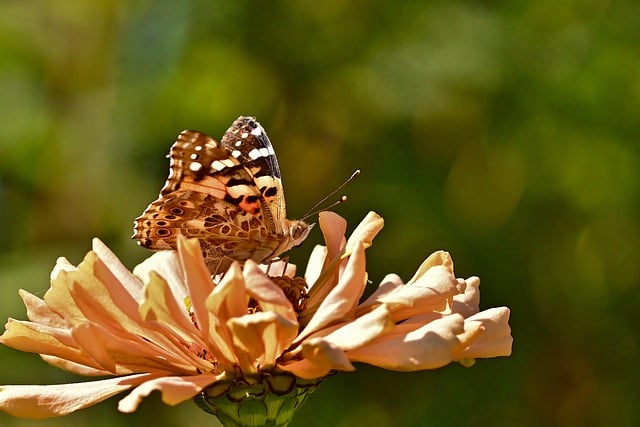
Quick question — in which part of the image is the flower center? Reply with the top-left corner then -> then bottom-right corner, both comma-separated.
269,275 -> 309,315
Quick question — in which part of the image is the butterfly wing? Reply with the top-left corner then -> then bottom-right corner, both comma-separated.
221,116 -> 287,226
133,130 -> 279,258
133,118 -> 310,273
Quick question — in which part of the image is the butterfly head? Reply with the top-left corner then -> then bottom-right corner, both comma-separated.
287,219 -> 314,248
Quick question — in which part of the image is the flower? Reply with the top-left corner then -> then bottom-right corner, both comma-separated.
0,211 -> 512,424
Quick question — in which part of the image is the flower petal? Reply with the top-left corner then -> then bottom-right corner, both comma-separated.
92,238 -> 145,304
40,355 -> 111,376
279,338 -> 354,379
304,213 -> 348,302
460,307 -> 513,358
117,373 -> 223,413
0,373 -> 161,418
355,273 -> 404,309
19,289 -> 66,328
177,237 -> 215,338
134,250 -> 187,305
70,321 -> 195,374
451,276 -> 481,317
50,256 -> 76,280
228,311 -> 298,371
0,319 -> 95,370
318,211 -> 347,261
139,271 -> 203,343
407,251 -> 455,284
358,265 -> 459,322
304,245 -> 328,290
243,260 -> 297,325
346,314 -> 471,370
204,262 -> 247,367
297,241 -> 367,341
319,305 -> 394,351
344,211 -> 384,256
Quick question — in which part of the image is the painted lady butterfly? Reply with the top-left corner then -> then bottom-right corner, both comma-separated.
133,116 -> 313,273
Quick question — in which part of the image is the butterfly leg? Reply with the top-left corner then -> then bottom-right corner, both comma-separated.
266,256 -> 290,277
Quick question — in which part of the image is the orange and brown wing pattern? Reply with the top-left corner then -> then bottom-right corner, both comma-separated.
133,129 -> 273,247
133,117 -> 311,273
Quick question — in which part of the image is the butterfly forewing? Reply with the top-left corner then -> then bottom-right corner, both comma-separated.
133,116 -> 312,274
221,116 -> 287,224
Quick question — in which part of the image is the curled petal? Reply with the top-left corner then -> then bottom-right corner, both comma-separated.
134,251 -> 187,305
320,305 -> 394,351
19,290 -> 65,328
451,276 -> 481,317
407,251 -> 455,284
45,268 -> 85,323
227,311 -> 298,371
50,256 -> 77,280
279,338 -> 354,379
346,314 -> 469,371
0,373 -> 162,419
359,265 -> 458,321
318,211 -> 347,262
344,211 -> 384,256
460,307 -> 512,358
117,373 -> 222,413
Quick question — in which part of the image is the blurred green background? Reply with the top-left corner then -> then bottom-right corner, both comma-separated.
1,0 -> 639,426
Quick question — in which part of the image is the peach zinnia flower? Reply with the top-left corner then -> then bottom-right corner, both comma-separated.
0,211 -> 512,425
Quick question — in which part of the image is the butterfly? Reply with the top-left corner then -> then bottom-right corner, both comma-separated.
133,116 -> 313,274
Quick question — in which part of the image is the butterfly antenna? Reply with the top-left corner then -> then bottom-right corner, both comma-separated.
302,170 -> 360,221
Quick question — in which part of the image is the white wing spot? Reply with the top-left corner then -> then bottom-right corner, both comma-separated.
231,149 -> 241,158
190,153 -> 198,160
250,127 -> 262,136
248,147 -> 271,159
194,145 -> 203,151
189,162 -> 203,172
235,140 -> 242,147
211,160 -> 226,171
248,148 -> 261,160
241,132 -> 249,139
